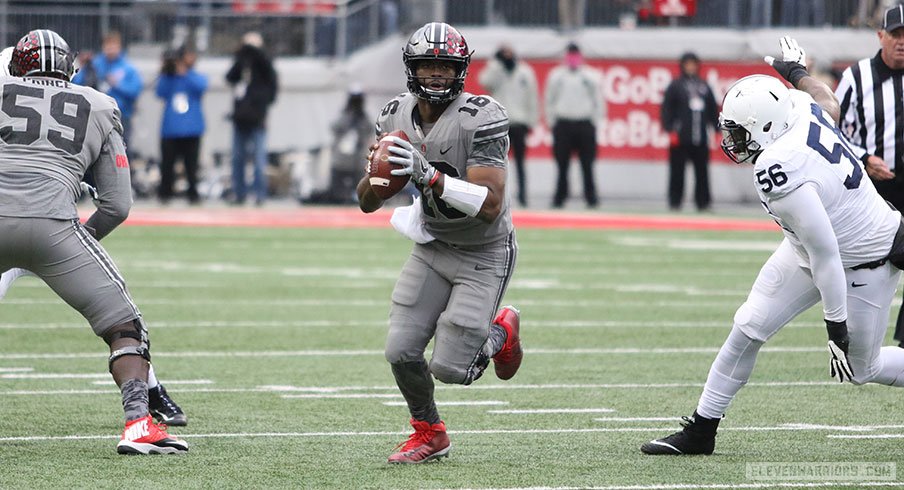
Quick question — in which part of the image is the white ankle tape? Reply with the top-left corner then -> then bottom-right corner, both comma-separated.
440,176 -> 488,217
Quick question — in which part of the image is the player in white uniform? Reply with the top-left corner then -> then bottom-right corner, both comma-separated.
642,37 -> 904,456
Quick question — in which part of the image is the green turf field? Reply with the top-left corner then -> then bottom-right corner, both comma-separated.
1,224 -> 902,489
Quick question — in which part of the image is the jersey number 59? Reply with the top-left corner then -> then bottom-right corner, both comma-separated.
0,84 -> 91,155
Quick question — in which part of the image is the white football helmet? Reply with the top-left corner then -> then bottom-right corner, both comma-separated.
0,46 -> 12,77
719,74 -> 793,163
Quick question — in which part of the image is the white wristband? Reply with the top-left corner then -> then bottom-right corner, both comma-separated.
440,176 -> 488,217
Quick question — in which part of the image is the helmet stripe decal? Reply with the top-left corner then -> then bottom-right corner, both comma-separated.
48,31 -> 56,73
38,30 -> 46,74
439,23 -> 446,51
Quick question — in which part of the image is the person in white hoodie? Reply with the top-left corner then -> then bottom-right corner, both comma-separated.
479,44 -> 539,207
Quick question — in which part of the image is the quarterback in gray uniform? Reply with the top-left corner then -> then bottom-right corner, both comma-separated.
357,22 -> 522,464
0,30 -> 187,454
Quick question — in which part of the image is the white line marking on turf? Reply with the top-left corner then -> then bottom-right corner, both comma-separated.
488,408 -> 615,414
0,367 -> 33,373
1,373 -> 108,379
280,394 -> 402,399
0,381 -> 843,396
594,417 -> 681,422
91,379 -> 213,386
0,346 -> 831,359
4,425 -> 904,443
444,483 -> 904,490
0,319 -> 830,330
828,434 -> 904,439
383,401 -> 508,407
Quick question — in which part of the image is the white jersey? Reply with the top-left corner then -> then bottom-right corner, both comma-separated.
756,90 -> 900,269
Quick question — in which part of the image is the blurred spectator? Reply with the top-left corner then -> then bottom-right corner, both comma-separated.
544,43 -> 604,209
73,31 -> 143,152
479,44 -> 539,207
226,32 -> 278,206
559,0 -> 587,32
660,52 -> 718,212
155,45 -> 208,205
324,87 -> 372,204
75,50 -> 99,90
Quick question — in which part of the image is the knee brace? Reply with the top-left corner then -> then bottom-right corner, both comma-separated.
103,318 -> 150,371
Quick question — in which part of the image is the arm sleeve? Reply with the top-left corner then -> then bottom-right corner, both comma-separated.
660,82 -> 676,130
767,183 -> 846,322
225,60 -> 242,84
84,115 -> 132,241
525,67 -> 540,127
155,76 -> 172,98
188,71 -> 209,94
591,70 -> 605,125
478,60 -> 503,92
467,135 -> 509,169
544,71 -> 558,127
113,66 -> 143,100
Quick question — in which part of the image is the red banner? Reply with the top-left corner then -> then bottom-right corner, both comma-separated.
464,59 -> 777,162
653,0 -> 697,17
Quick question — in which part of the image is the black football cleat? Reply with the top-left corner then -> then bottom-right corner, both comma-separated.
149,384 -> 187,426
641,412 -> 719,455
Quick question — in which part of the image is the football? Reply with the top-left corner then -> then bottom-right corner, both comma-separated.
367,130 -> 411,200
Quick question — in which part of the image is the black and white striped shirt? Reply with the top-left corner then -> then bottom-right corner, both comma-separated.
835,51 -> 904,171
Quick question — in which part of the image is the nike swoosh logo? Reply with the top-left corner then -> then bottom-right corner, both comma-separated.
440,146 -> 452,155
851,282 -> 867,288
475,264 -> 492,271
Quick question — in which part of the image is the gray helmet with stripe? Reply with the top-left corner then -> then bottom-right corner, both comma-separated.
10,29 -> 76,80
403,22 -> 471,104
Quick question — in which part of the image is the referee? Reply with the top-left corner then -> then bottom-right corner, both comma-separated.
836,4 -> 904,346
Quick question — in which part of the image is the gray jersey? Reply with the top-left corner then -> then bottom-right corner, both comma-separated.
376,92 -> 513,246
0,75 -> 130,239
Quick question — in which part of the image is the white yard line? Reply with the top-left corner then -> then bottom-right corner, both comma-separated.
281,394 -> 402,399
0,380 -> 842,396
382,401 -> 509,407
488,409 -> 615,414
1,373 -> 108,379
828,433 -> 904,439
0,319 -> 827,330
91,379 -> 213,386
444,483 -> 904,490
0,346 -> 830,360
0,367 -> 32,373
2,425 -> 903,443
593,417 -> 681,422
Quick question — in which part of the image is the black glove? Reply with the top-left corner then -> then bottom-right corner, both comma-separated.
825,319 -> 854,383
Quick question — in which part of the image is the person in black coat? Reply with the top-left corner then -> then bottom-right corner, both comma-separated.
225,32 -> 278,206
661,52 -> 719,211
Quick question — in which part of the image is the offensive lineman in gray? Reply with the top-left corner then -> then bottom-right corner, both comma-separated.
0,30 -> 187,454
357,22 -> 522,464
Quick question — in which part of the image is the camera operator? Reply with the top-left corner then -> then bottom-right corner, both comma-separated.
155,45 -> 208,204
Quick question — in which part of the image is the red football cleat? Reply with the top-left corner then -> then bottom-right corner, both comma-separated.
388,419 -> 451,464
116,414 -> 188,455
492,305 -> 522,380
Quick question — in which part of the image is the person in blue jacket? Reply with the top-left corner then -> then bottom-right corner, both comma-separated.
155,45 -> 207,204
73,31 -> 143,150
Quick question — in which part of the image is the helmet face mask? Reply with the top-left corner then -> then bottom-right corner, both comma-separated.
403,22 -> 471,104
718,75 -> 793,164
719,116 -> 762,164
10,29 -> 76,81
